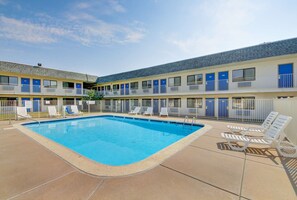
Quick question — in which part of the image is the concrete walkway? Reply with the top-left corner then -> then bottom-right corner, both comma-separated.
0,117 -> 296,200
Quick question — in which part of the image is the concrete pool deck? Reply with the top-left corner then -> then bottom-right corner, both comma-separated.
0,114 -> 296,199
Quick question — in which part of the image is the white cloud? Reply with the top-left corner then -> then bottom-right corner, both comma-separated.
0,16 -> 68,43
74,0 -> 126,14
0,14 -> 145,45
168,0 -> 264,55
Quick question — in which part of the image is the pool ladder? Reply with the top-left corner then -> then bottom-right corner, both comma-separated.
183,116 -> 197,128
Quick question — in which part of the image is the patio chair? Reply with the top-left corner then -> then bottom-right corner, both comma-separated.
16,107 -> 32,120
227,111 -> 279,135
160,107 -> 168,117
129,107 -> 141,115
143,107 -> 153,116
221,115 -> 292,152
70,105 -> 83,115
48,106 -> 61,118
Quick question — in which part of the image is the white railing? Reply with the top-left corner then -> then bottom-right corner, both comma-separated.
0,99 -> 275,123
0,84 -> 88,96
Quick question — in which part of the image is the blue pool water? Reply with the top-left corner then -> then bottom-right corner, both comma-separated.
25,116 -> 202,166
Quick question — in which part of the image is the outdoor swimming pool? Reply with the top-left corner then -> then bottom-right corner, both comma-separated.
24,116 -> 203,166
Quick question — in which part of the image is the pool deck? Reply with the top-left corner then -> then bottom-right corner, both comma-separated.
0,113 -> 296,200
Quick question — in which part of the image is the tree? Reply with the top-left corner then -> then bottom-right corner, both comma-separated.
82,90 -> 104,100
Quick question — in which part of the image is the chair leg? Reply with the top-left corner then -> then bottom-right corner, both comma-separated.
227,140 -> 249,151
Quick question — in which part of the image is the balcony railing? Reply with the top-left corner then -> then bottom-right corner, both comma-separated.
0,84 -> 89,96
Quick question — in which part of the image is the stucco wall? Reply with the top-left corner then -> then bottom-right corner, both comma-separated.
273,98 -> 297,144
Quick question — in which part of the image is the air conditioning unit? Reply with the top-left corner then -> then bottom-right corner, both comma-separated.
238,82 -> 252,87
188,108 -> 197,113
170,86 -> 179,91
189,85 -> 199,90
3,85 -> 14,91
131,90 -> 137,94
143,89 -> 149,93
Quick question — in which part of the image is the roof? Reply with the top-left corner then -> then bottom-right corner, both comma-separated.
97,37 -> 297,84
0,61 -> 98,82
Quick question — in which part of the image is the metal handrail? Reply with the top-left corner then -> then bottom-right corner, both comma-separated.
18,114 -> 40,126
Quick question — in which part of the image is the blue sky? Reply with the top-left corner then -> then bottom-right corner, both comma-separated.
0,0 -> 297,76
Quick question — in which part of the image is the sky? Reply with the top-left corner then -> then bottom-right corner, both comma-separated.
0,0 -> 297,77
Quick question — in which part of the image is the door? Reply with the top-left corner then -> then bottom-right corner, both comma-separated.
33,79 -> 41,93
278,63 -> 293,88
205,98 -> 215,117
21,78 -> 30,92
153,80 -> 159,94
218,71 -> 229,91
22,98 -> 31,112
160,98 -> 167,108
206,73 -> 215,91
33,98 -> 41,112
125,99 -> 130,112
153,99 -> 159,114
120,84 -> 125,95
218,98 -> 229,117
160,79 -> 166,93
125,83 -> 129,95
76,83 -> 82,94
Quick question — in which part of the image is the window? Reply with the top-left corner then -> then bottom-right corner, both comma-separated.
106,85 -> 111,91
130,82 -> 139,90
0,75 -> 18,85
187,74 -> 203,85
168,76 -> 181,87
168,98 -> 181,107
232,68 -> 255,82
63,82 -> 74,89
63,98 -> 74,105
131,99 -> 139,107
142,80 -> 152,89
113,84 -> 119,90
105,99 -> 111,106
44,98 -> 57,105
232,97 -> 255,110
142,99 -> 151,107
44,80 -> 57,88
187,98 -> 203,108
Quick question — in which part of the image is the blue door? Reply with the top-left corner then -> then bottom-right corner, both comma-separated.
120,84 -> 125,95
153,80 -> 159,94
21,78 -> 30,92
21,98 -> 31,112
125,83 -> 129,95
206,73 -> 215,91
205,98 -> 215,117
76,83 -> 82,94
218,98 -> 229,117
160,79 -> 166,93
33,98 -> 41,112
218,71 -> 229,91
33,79 -> 41,93
153,99 -> 159,114
278,63 -> 293,88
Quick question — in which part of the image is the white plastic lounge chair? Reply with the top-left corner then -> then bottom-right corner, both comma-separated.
143,107 -> 153,116
160,107 -> 168,117
129,107 -> 141,115
48,106 -> 61,118
16,107 -> 32,120
70,105 -> 83,115
277,140 -> 297,158
221,115 -> 292,152
227,111 -> 279,134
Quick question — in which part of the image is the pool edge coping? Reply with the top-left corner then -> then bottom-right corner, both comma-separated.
14,114 -> 212,177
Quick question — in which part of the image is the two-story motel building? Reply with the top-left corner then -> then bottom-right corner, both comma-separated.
1,37 -> 297,118
95,38 -> 297,119
0,61 -> 98,112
